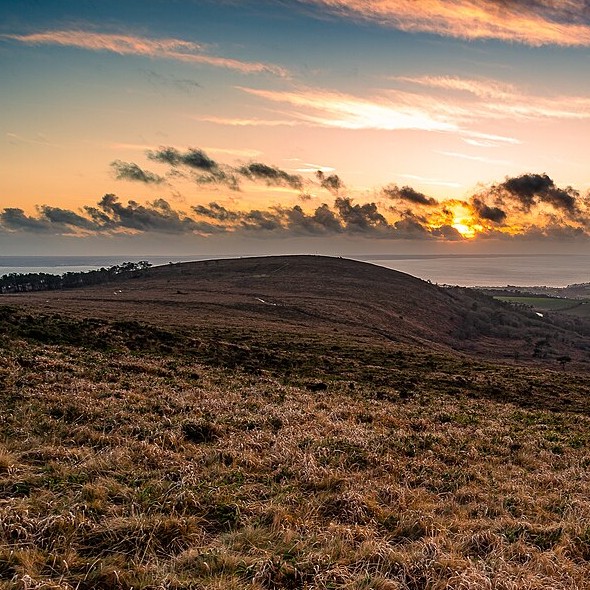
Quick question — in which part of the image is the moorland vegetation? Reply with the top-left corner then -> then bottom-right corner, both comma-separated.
2,256 -> 590,589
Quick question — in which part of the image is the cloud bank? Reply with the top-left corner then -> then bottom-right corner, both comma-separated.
5,157 -> 590,242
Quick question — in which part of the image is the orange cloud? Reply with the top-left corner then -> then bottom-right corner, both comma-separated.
305,0 -> 590,46
3,30 -> 288,76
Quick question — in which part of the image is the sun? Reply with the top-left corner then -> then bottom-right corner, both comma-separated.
425,201 -> 485,239
446,202 -> 481,238
452,220 -> 477,238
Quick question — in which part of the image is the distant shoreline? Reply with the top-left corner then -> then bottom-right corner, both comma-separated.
1,253 -> 589,288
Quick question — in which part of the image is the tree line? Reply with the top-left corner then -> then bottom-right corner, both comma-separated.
0,261 -> 152,294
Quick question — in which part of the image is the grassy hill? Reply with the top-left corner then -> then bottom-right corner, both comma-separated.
6,255 -> 590,364
2,256 -> 590,589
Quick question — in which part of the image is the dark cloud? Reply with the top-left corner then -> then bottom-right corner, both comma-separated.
316,171 -> 343,194
110,160 -> 164,184
147,147 -> 218,171
392,215 -> 432,239
399,209 -> 428,224
431,224 -> 464,241
483,223 -> 590,242
383,184 -> 437,206
38,206 -> 102,231
282,205 -> 321,235
193,170 -> 240,191
96,194 -> 204,234
0,196 -> 225,236
239,162 -> 303,190
193,202 -> 241,222
83,206 -> 114,228
147,146 -> 240,189
182,149 -> 218,171
496,173 -> 578,215
224,200 -> 366,236
0,208 -> 52,233
241,209 -> 283,232
335,197 -> 388,233
472,197 -> 507,224
0,206 -> 103,234
528,224 -> 589,240
147,147 -> 182,166
196,202 -> 293,233
0,198 -> 472,241
279,204 -> 343,235
148,147 -> 308,192
312,203 -> 344,233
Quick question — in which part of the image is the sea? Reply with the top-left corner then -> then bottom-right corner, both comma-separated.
0,254 -> 589,288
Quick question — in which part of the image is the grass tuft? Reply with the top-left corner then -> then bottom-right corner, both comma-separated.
181,420 -> 219,444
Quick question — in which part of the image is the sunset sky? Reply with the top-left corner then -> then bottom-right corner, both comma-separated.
2,0 -> 590,255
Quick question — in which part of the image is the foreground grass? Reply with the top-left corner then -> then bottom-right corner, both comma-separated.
2,334 -> 590,589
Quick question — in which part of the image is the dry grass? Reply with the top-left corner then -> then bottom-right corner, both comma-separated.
2,332 -> 590,589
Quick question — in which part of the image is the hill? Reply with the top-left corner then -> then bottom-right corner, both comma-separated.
5,255 -> 590,364
3,256 -> 590,588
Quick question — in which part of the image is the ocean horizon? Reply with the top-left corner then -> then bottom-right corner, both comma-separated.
0,254 -> 589,288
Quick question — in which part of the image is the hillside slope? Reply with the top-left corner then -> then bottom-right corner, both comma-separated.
4,257 -> 590,588
6,255 -> 590,364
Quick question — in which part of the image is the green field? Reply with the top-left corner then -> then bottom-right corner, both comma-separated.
495,295 -> 590,316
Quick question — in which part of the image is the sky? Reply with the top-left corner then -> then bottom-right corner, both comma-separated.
2,0 -> 590,255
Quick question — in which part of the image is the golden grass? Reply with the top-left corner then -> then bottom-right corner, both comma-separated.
2,336 -> 590,589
